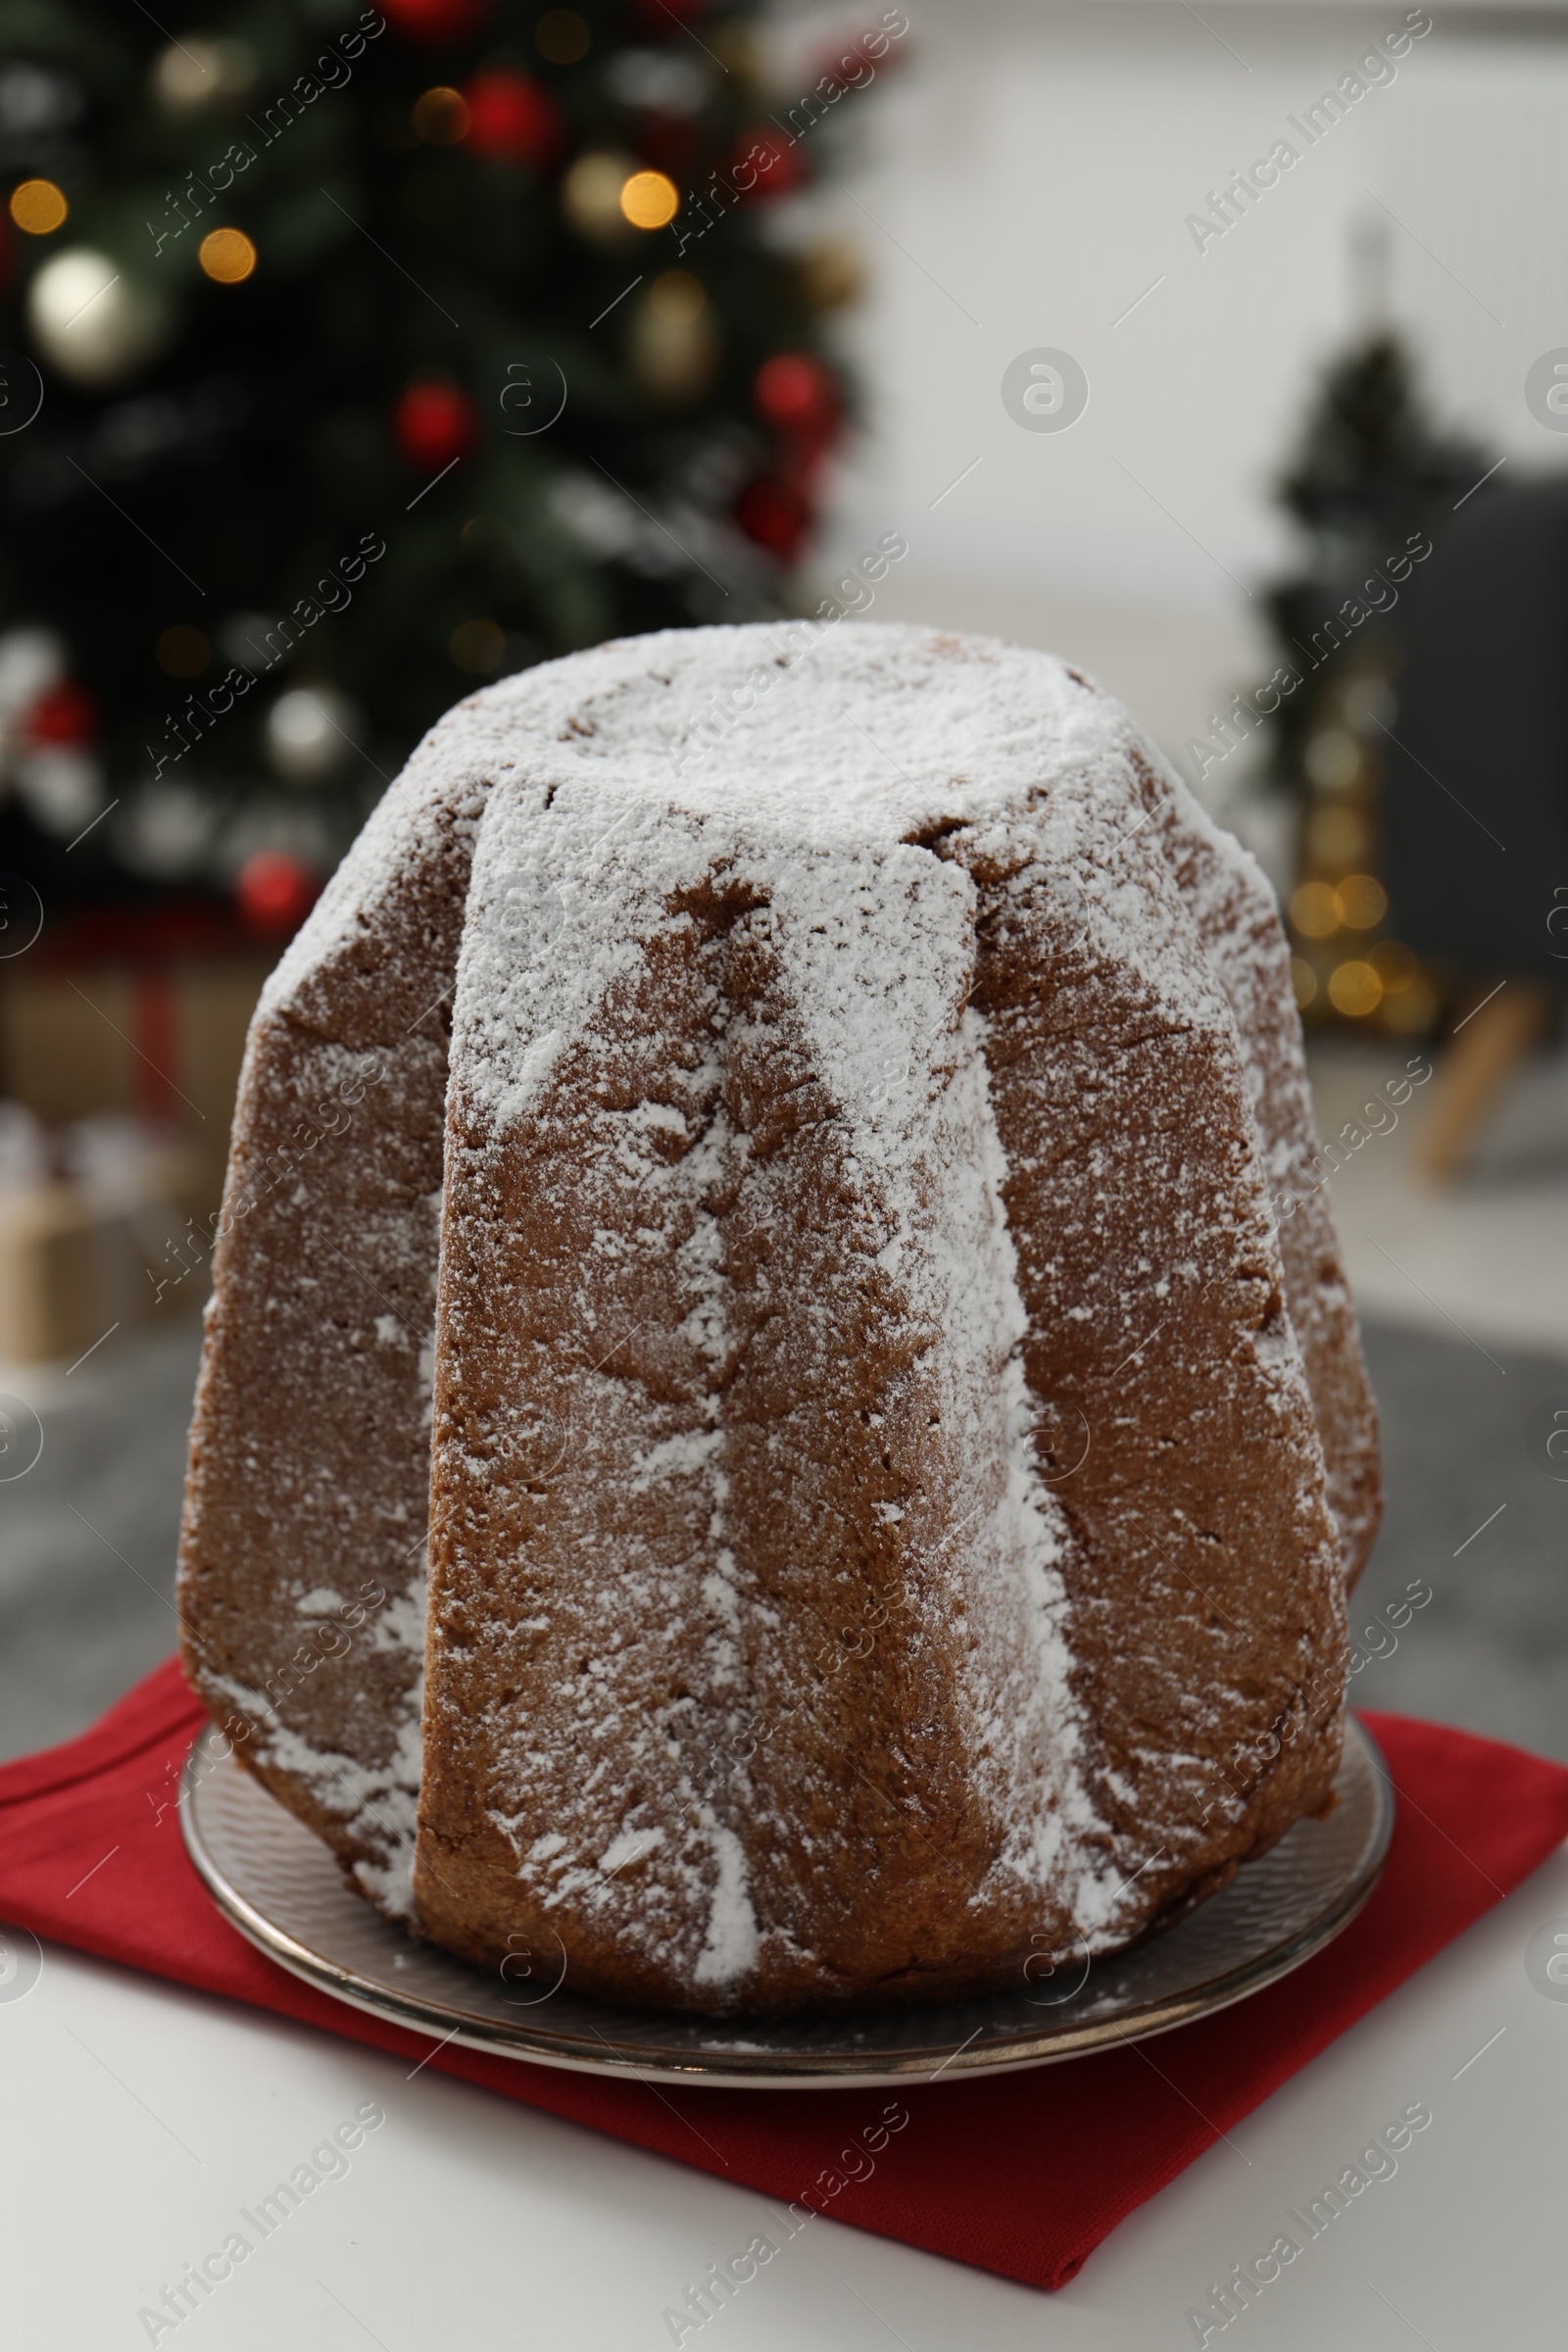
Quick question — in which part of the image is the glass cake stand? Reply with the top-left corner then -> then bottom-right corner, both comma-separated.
180,1715 -> 1393,2090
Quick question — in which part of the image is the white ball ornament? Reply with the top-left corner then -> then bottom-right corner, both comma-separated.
15,748 -> 107,840
26,249 -> 163,387
265,686 -> 359,783
0,627 -> 65,727
152,36 -> 256,108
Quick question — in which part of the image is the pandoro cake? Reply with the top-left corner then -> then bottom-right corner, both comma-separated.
178,621 -> 1378,2016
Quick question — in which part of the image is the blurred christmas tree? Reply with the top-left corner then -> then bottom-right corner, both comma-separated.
1262,313 -> 1489,1036
0,0 -> 885,928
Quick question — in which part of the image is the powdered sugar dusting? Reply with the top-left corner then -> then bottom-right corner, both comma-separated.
208,1669 -> 422,1920
192,618 -> 1363,2011
692,1822 -> 760,1984
426,622 -> 1280,2000
1116,729 -> 1381,1577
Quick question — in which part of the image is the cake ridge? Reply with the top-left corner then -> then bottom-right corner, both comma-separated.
178,619 -> 1375,2017
422,773 -> 1129,2003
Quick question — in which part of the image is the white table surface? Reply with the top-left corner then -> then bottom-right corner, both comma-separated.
6,1844 -> 1566,2351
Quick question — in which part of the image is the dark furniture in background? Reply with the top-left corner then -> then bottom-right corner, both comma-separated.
1381,476 -> 1568,1172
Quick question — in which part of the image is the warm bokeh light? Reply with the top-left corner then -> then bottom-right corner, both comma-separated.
199,226 -> 257,282
1303,727 -> 1360,790
535,8 -> 590,62
1290,956 -> 1318,1010
451,618 -> 506,672
1328,959 -> 1383,1017
796,239 -> 862,312
648,269 -> 706,323
1369,937 -> 1418,993
619,169 -> 679,229
1335,872 -> 1388,930
10,178 -> 67,234
1306,804 -> 1366,868
563,151 -> 634,239
1290,879 -> 1340,940
461,513 -> 515,557
1381,977 -> 1438,1033
1341,670 -> 1396,734
413,84 -> 470,143
631,270 -> 718,401
155,624 -> 210,678
153,34 -> 257,108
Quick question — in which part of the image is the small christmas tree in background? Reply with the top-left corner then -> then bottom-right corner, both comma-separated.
0,0 -> 886,932
1260,292 -> 1489,1037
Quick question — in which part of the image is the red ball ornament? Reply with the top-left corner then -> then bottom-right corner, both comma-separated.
754,352 -> 839,444
730,126 -> 805,202
733,476 -> 812,564
236,851 -> 318,939
380,0 -> 490,43
632,0 -> 711,27
464,69 -> 564,167
25,679 -> 98,747
393,378 -> 480,471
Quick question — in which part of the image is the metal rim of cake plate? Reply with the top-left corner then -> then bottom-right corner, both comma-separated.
180,1716 -> 1394,2091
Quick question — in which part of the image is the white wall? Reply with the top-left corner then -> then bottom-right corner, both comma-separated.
793,2 -> 1568,775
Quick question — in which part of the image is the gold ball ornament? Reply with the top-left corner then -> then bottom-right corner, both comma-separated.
629,271 -> 718,403
10,178 -> 68,235
26,248 -> 164,386
562,151 -> 638,245
619,170 -> 679,230
413,85 -> 469,143
709,20 -> 762,81
796,240 -> 863,314
198,226 -> 257,283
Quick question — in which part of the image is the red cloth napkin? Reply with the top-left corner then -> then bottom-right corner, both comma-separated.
4,1661 -> 1566,2292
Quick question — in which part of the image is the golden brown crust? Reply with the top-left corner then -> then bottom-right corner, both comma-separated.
176,740 -> 492,1910
181,624 -> 1373,2016
1125,745 -> 1382,1585
957,815 -> 1348,1921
